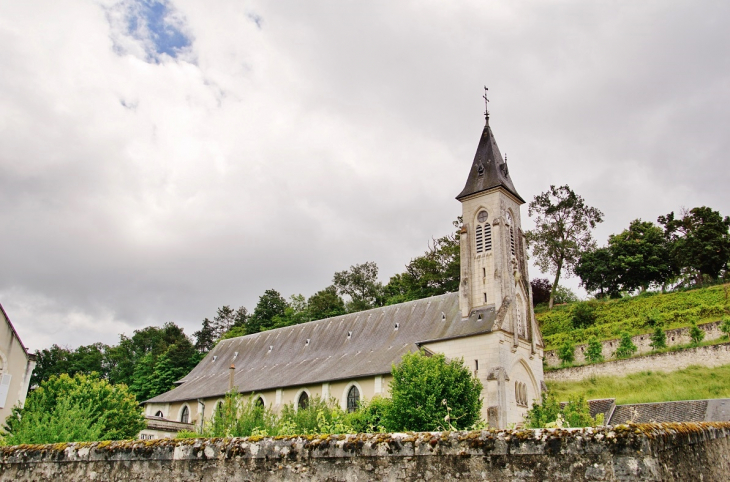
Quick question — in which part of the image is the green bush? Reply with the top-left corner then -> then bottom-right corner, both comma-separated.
279,396 -> 352,435
585,337 -> 604,363
721,317 -> 730,340
557,340 -> 575,365
524,393 -> 600,428
205,391 -> 279,437
650,327 -> 667,350
615,332 -> 638,359
2,373 -> 144,445
571,302 -> 598,329
384,350 -> 482,432
553,285 -> 579,305
345,396 -> 391,433
689,322 -> 705,345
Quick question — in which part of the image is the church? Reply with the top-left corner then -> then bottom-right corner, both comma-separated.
141,102 -> 545,437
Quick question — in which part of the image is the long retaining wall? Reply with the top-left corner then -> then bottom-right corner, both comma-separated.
545,341 -> 730,382
1,423 -> 730,481
544,320 -> 725,368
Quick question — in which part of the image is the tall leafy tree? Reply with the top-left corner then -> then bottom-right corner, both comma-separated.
658,206 -> 730,284
246,289 -> 289,334
31,343 -> 109,388
333,261 -> 384,312
530,278 -> 552,307
525,185 -> 604,308
193,317 -> 216,353
575,246 -> 620,298
307,285 -> 346,321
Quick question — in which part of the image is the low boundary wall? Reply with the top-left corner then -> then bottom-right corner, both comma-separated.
545,342 -> 730,382
1,423 -> 729,481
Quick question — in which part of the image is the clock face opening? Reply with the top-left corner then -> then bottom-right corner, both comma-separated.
477,210 -> 488,223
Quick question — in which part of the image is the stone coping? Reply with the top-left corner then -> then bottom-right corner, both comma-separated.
2,422 -> 729,464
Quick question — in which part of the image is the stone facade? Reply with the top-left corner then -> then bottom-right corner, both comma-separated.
544,320 -> 725,368
0,304 -> 36,423
2,423 -> 730,481
545,342 -> 730,382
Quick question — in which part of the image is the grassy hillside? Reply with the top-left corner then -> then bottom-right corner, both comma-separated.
537,284 -> 730,350
546,364 -> 730,405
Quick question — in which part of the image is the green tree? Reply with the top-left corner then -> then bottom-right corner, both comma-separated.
607,220 -> 676,292
659,206 -> 730,284
557,340 -> 575,365
689,322 -> 705,345
3,373 -> 145,444
571,301 -> 597,329
615,332 -> 637,359
525,185 -> 604,309
524,392 -> 561,428
585,336 -> 604,363
193,317 -> 216,353
31,343 -> 109,388
383,229 -> 461,305
525,393 -> 599,428
553,285 -> 579,304
271,295 -> 311,329
307,286 -> 347,321
575,246 -> 621,298
385,351 -> 482,432
650,327 -> 667,351
246,289 -> 289,334
333,262 -> 384,312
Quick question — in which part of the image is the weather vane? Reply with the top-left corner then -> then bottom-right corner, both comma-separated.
483,86 -> 490,119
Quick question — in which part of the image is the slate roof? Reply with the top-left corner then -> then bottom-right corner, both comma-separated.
607,398 -> 730,424
456,119 -> 524,203
146,293 -> 498,404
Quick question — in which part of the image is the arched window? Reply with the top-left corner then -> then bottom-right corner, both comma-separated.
475,225 -> 483,252
255,396 -> 265,409
154,410 -> 164,418
515,382 -> 528,407
180,405 -> 190,424
298,391 -> 309,410
484,223 -> 492,251
347,385 -> 360,413
506,212 -> 515,257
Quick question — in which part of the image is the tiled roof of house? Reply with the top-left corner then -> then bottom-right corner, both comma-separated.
146,292 -> 498,404
607,399 -> 730,424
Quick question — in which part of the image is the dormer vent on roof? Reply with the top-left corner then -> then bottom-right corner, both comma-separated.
394,323 -> 399,330
347,331 -> 353,339
268,345 -> 273,353
305,339 -> 310,346
212,356 -> 217,362
233,352 -> 238,360
441,312 -> 446,321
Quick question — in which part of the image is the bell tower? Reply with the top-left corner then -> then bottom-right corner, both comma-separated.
456,90 -> 539,355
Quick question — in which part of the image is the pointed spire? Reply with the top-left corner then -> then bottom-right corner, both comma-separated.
456,92 -> 524,203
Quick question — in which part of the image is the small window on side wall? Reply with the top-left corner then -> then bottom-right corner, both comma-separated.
347,385 -> 360,413
298,391 -> 309,410
154,410 -> 164,418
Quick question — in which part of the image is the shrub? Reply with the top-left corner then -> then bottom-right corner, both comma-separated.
553,285 -> 579,305
278,396 -> 352,435
205,391 -> 279,437
650,327 -> 667,350
530,278 -> 552,307
615,332 -> 638,359
2,373 -> 144,444
345,396 -> 391,433
721,316 -> 730,340
585,337 -> 604,363
385,350 -> 482,432
571,302 -> 598,329
557,340 -> 575,365
689,322 -> 705,345
524,393 -> 600,428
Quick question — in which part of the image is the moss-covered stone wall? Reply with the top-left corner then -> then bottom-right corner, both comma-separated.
1,422 -> 729,481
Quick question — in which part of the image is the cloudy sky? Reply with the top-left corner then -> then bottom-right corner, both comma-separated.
1,1 -> 729,352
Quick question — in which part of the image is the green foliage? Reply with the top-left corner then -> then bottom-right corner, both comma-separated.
246,289 -> 289,334
547,364 -> 730,405
721,316 -> 730,340
571,301 -> 597,329
650,327 -> 667,350
585,337 -> 604,363
525,184 -> 604,308
31,342 -> 109,388
307,286 -> 346,321
615,332 -> 637,359
385,351 -> 482,432
659,206 -> 730,283
383,228 -> 461,305
689,322 -> 705,345
557,340 -> 575,365
553,285 -> 579,305
537,283 -> 729,350
193,317 -> 215,353
345,396 -> 392,433
3,373 -> 145,444
524,393 -> 599,428
333,262 -> 385,312
575,247 -> 620,299
205,391 -> 279,438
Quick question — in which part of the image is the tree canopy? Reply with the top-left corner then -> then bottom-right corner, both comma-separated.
525,185 -> 603,308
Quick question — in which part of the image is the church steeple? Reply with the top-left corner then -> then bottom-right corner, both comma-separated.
456,108 -> 524,203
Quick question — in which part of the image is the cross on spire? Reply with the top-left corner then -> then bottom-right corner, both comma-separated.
482,86 -> 490,120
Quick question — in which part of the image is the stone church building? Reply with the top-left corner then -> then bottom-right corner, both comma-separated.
142,109 -> 544,437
